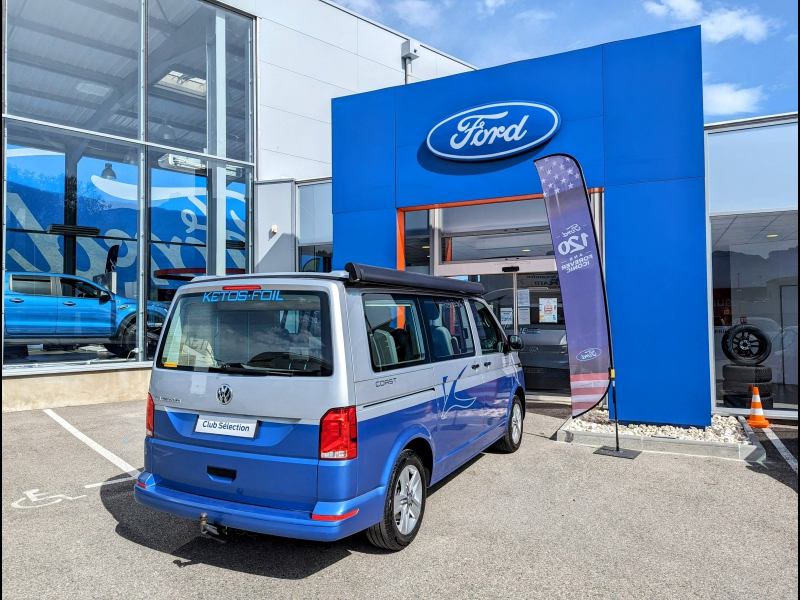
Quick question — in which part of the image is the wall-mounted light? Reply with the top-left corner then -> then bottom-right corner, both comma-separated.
270,225 -> 278,234
101,163 -> 117,180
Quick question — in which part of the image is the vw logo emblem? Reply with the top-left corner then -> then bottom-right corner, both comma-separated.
217,384 -> 233,405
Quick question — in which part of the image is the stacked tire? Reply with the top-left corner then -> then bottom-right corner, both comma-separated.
720,324 -> 773,410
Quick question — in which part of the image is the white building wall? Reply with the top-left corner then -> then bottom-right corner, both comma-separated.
235,0 -> 472,181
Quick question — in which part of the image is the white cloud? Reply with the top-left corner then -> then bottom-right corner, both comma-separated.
644,0 -> 702,21
702,8 -> 771,43
704,82 -> 764,115
392,0 -> 441,27
481,0 -> 506,15
516,8 -> 556,24
642,1 -> 774,43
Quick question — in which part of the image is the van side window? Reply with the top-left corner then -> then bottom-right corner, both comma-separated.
469,300 -> 505,354
420,297 -> 475,361
10,275 -> 52,296
363,293 -> 426,372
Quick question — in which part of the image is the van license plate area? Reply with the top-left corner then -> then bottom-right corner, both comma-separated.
194,415 -> 258,439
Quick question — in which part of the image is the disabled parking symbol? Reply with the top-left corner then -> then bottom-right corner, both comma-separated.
11,489 -> 87,509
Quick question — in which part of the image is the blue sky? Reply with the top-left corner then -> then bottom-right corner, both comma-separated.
336,0 -> 798,122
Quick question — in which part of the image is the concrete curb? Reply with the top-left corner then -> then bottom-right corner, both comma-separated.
556,417 -> 768,463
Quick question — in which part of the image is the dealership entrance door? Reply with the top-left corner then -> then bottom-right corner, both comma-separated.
402,192 -> 604,395
471,270 -> 568,393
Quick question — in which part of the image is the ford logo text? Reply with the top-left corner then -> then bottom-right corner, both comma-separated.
426,102 -> 560,161
576,348 -> 602,362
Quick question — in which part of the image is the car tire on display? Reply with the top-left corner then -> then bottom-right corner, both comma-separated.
722,364 -> 773,383
366,450 -> 427,551
721,324 -> 772,365
104,321 -> 137,358
722,394 -> 774,411
493,394 -> 524,453
3,345 -> 29,359
722,381 -> 773,397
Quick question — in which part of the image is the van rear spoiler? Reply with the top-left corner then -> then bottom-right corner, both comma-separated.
344,263 -> 484,296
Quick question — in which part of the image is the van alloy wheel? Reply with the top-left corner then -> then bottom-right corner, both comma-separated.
493,394 -> 524,453
366,449 -> 427,550
511,403 -> 523,444
393,464 -> 423,535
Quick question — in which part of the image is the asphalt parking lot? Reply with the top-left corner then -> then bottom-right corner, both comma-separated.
2,400 -> 797,600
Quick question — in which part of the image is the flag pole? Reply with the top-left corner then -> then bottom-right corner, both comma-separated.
610,367 -> 619,452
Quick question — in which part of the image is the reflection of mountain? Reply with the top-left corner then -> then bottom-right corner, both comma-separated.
712,246 -> 798,289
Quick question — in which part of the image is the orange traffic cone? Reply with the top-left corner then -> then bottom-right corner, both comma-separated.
747,386 -> 770,429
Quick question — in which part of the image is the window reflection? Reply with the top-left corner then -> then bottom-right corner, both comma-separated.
4,122 -> 145,365
297,183 -> 333,272
147,0 -> 253,161
711,210 -> 798,412
6,0 -> 140,139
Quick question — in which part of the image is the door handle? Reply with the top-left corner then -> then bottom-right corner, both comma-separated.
484,362 -> 492,367
471,364 -> 480,369
9,298 -> 24,303
62,301 -> 76,306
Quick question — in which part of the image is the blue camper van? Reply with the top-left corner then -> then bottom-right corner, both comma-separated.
134,263 -> 525,550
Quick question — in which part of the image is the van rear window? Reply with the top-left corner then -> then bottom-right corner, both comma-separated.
157,290 -> 333,377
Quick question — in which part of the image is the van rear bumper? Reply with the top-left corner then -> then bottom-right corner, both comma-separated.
133,472 -> 384,542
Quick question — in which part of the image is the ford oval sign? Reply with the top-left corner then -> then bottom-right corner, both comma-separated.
576,348 -> 602,362
426,102 -> 560,161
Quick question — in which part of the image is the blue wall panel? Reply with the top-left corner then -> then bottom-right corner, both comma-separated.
603,27 -> 706,186
332,88 -> 396,215
332,26 -> 711,426
332,208 -> 397,270
605,177 -> 711,426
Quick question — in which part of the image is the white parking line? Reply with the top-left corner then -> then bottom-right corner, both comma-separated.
84,476 -> 138,489
43,409 -> 141,479
762,427 -> 798,474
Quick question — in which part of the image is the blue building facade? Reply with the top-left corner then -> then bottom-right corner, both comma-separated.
332,27 -> 712,427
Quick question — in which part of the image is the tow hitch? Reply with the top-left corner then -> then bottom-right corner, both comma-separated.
199,512 -> 227,543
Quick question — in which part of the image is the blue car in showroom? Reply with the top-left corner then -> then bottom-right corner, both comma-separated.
4,272 -> 167,358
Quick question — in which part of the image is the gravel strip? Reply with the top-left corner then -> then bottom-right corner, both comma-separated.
569,409 -> 751,445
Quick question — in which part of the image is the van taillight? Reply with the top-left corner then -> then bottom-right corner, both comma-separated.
319,407 -> 357,460
146,393 -> 154,438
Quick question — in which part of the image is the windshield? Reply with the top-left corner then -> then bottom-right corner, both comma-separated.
157,289 -> 333,376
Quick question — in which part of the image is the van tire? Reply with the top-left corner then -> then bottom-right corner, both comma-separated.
365,450 -> 426,551
493,395 -> 524,453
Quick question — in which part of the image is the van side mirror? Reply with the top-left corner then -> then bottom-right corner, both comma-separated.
507,335 -> 524,352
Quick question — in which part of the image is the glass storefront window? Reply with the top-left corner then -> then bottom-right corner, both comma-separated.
6,0 -> 141,139
404,210 -> 430,274
711,210 -> 798,412
147,149 -> 252,346
440,200 -> 553,262
2,0 -> 255,371
148,149 -> 210,304
147,0 -> 253,161
297,182 -> 333,272
4,121 -> 143,365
